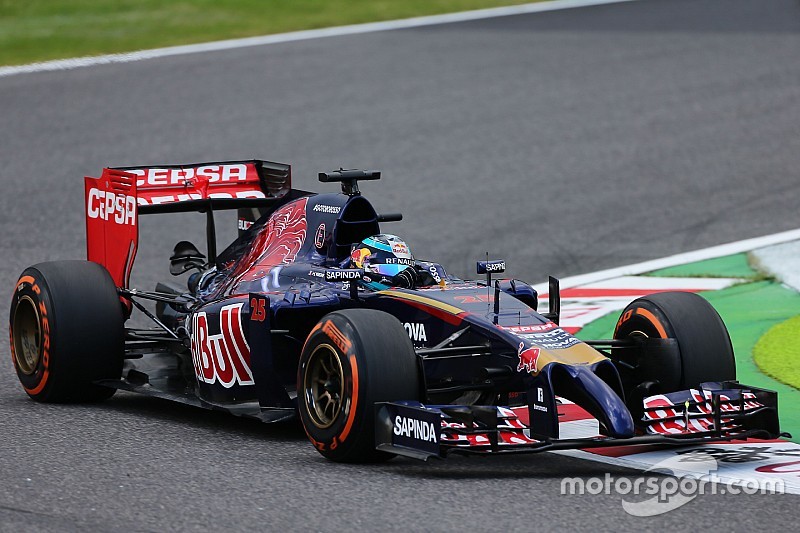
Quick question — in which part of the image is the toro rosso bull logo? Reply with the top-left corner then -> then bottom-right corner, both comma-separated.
517,342 -> 541,374
190,303 -> 254,388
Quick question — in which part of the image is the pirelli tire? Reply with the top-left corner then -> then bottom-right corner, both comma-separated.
298,309 -> 420,463
613,291 -> 736,397
9,260 -> 124,403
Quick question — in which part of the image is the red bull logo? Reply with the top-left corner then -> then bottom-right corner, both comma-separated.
516,342 -> 541,373
351,247 -> 371,268
190,303 -> 253,388
392,242 -> 410,256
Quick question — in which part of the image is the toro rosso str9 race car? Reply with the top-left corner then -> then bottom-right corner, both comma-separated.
9,160 -> 785,462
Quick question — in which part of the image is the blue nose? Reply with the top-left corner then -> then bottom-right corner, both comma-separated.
546,362 -> 635,438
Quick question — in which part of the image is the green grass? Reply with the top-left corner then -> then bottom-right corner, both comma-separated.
0,0 -> 541,66
754,315 -> 800,391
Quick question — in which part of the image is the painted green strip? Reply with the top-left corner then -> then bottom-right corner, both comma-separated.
576,280 -> 800,442
754,315 -> 800,391
645,252 -> 758,279
575,312 -> 617,342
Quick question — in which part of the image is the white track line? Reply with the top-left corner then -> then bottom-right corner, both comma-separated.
533,227 -> 800,292
0,0 -> 640,78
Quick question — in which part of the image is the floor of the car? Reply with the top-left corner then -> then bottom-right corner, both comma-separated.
96,355 -> 297,423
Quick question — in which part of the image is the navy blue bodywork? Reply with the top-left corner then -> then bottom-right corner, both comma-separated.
109,171 -> 782,459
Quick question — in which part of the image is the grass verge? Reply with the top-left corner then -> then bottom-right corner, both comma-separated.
0,0 -> 541,66
754,315 -> 800,391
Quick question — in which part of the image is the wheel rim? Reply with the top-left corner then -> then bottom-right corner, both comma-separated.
303,344 -> 344,429
12,296 -> 42,375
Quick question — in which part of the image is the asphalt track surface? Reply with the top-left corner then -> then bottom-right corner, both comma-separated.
1,0 -> 799,530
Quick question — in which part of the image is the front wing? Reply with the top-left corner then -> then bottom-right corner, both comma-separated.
375,382 -> 783,460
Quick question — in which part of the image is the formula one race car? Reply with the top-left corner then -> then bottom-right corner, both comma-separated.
9,160 -> 785,462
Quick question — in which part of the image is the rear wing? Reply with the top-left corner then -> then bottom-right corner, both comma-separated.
85,160 -> 291,288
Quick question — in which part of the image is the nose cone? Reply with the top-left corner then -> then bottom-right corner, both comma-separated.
547,362 -> 635,438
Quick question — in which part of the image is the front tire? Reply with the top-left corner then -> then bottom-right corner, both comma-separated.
298,309 -> 420,463
613,291 -> 735,398
10,261 -> 124,402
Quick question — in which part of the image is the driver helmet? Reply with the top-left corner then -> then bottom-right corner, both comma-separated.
350,234 -> 414,280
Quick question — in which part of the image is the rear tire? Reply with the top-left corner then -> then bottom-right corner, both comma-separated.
9,261 -> 124,402
613,291 -> 735,397
298,309 -> 420,463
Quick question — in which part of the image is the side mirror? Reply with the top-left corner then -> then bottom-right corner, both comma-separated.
170,241 -> 206,276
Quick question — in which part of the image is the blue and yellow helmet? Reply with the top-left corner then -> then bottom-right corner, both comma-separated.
350,234 -> 414,279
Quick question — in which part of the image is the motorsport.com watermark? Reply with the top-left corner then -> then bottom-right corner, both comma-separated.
560,455 -> 785,517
